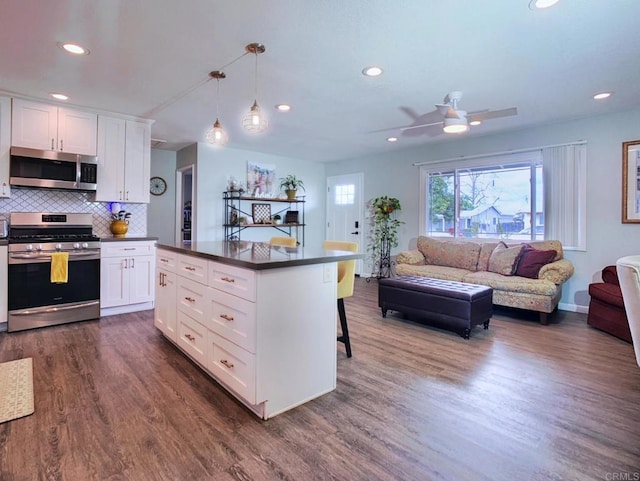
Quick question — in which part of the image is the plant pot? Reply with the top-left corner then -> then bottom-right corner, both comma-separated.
285,189 -> 297,200
110,220 -> 129,238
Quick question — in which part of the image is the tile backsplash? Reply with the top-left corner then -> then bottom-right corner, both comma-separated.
0,188 -> 147,238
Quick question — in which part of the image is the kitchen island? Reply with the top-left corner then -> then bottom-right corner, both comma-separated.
155,240 -> 361,419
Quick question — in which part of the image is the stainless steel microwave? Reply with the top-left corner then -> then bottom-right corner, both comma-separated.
9,146 -> 98,191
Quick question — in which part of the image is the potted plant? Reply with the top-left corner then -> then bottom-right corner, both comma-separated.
272,214 -> 282,225
279,175 -> 305,200
367,196 -> 403,278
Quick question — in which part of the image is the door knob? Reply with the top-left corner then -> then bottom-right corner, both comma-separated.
351,231 -> 359,235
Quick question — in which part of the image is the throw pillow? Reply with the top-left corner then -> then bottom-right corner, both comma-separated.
488,241 -> 524,276
515,244 -> 557,279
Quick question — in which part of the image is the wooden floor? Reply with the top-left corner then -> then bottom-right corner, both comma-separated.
1,278 -> 639,481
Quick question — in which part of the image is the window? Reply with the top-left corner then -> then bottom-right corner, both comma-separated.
334,184 -> 355,205
420,144 -> 586,250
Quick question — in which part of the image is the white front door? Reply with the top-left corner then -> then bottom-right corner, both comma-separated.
326,173 -> 364,275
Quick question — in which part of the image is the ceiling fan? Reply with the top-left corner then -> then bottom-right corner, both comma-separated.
378,91 -> 518,137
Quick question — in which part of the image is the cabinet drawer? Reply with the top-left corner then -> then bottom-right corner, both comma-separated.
208,290 -> 257,353
209,262 -> 256,301
156,248 -> 177,272
102,241 -> 155,258
208,332 -> 256,404
177,276 -> 209,324
177,311 -> 208,367
178,254 -> 209,284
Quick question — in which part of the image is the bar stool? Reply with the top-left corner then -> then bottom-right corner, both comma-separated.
269,236 -> 297,247
323,240 -> 358,358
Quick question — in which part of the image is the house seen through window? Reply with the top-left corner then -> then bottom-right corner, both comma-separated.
425,155 -> 544,240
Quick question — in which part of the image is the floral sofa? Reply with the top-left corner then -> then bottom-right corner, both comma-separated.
395,236 -> 574,324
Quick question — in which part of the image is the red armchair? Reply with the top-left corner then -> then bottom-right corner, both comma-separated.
587,266 -> 633,342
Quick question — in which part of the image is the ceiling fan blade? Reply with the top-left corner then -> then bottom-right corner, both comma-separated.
401,121 -> 443,132
468,107 -> 518,122
399,106 -> 420,121
401,123 -> 443,138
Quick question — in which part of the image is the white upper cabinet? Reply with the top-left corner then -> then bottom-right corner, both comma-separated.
96,116 -> 151,203
11,99 -> 97,155
0,96 -> 10,198
124,119 -> 151,203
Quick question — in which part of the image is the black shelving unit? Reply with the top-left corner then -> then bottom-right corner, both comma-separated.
223,192 -> 306,245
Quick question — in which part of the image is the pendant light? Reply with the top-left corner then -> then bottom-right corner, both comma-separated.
206,70 -> 228,145
242,43 -> 268,134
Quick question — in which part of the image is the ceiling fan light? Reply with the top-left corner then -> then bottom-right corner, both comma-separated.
443,117 -> 468,134
242,100 -> 268,134
469,120 -> 482,126
206,118 -> 228,145
529,0 -> 560,9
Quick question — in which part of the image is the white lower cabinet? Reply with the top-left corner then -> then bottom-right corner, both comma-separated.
176,311 -> 208,366
208,332 -> 256,404
154,268 -> 177,340
155,247 -> 337,419
100,241 -> 156,315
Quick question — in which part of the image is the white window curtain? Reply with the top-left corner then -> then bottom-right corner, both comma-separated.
542,143 -> 587,250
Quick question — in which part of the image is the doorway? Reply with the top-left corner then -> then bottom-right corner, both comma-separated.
175,165 -> 195,244
326,173 -> 364,275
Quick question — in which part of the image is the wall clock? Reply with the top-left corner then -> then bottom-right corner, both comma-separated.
150,176 -> 167,196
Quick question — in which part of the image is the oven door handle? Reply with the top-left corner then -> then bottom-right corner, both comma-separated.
10,251 -> 100,261
10,300 -> 100,316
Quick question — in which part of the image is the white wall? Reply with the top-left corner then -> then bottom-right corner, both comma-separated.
148,149 -> 177,244
325,108 -> 640,312
185,143 -> 326,246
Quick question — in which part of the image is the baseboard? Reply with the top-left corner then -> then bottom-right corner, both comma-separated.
100,301 -> 155,317
558,302 -> 589,314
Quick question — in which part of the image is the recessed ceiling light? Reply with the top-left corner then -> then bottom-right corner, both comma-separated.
362,66 -> 383,77
528,0 -> 560,9
387,137 -> 398,142
593,92 -> 613,100
57,42 -> 90,55
469,120 -> 482,126
275,104 -> 291,112
50,93 -> 69,100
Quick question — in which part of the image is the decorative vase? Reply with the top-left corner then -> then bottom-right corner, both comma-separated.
285,189 -> 297,200
110,220 -> 129,238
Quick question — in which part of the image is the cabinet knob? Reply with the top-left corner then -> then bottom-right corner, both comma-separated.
220,359 -> 234,369
185,266 -> 196,271
51,138 -> 55,150
221,276 -> 235,283
184,296 -> 195,303
185,334 -> 195,342
220,314 -> 234,322
59,139 -> 64,151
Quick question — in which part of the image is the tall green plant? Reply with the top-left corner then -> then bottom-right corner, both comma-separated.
367,196 -> 403,276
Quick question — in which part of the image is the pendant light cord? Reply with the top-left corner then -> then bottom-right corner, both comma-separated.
146,50 -> 250,118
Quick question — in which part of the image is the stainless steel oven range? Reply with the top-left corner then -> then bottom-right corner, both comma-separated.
7,212 -> 100,332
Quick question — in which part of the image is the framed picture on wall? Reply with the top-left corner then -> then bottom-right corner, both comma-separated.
622,140 -> 640,223
247,161 -> 276,197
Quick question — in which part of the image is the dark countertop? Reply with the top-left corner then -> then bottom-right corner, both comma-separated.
101,236 -> 158,242
158,240 -> 362,270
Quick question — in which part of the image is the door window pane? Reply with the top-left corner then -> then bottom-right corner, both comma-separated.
335,184 -> 355,205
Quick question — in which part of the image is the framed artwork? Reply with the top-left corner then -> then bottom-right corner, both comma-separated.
247,161 -> 276,197
622,140 -> 640,223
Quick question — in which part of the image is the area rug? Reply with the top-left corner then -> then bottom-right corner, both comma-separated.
0,358 -> 34,424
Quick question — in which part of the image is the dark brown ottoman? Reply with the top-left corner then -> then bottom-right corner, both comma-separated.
378,276 -> 493,339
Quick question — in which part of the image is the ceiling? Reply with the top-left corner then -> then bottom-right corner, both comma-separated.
2,1 -> 640,163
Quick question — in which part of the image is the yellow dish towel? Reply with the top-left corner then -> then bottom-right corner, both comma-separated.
50,252 -> 69,283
